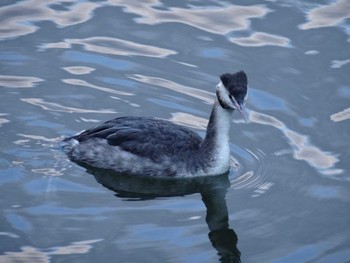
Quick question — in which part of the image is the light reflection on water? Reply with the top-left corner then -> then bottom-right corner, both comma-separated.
1,0 -> 349,262
0,75 -> 43,88
41,36 -> 177,57
0,239 -> 103,263
21,98 -> 117,114
250,111 -> 340,175
298,0 -> 350,30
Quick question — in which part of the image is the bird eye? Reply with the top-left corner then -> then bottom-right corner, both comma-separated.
229,95 -> 233,100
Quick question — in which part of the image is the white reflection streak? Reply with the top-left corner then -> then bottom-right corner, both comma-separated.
330,107 -> 350,122
21,98 -> 116,114
42,37 -> 176,58
0,1 -> 100,39
49,239 -> 103,255
331,59 -> 350,69
229,32 -> 290,47
232,171 -> 257,189
0,239 -> 103,262
17,133 -> 61,142
0,232 -> 19,238
250,111 -> 340,174
0,75 -> 43,88
0,113 -> 10,126
172,60 -> 198,68
63,66 -> 95,75
129,74 -> 214,104
62,78 -> 133,96
170,112 -> 208,130
299,0 -> 350,29
31,168 -> 63,176
107,1 -> 290,47
108,0 -> 270,34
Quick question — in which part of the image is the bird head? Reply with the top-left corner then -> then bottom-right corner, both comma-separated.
216,71 -> 248,121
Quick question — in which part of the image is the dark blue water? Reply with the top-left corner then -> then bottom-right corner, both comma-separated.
1,1 -> 350,262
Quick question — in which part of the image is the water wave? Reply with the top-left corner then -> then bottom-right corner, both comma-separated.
0,239 -> 102,262
299,0 -> 350,30
41,36 -> 176,58
250,111 -> 341,176
21,98 -> 117,114
0,75 -> 43,88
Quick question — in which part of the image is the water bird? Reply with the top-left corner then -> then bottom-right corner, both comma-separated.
63,71 -> 248,177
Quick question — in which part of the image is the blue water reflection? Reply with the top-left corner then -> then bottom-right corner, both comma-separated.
5,213 -> 32,232
249,89 -> 289,112
62,51 -> 136,71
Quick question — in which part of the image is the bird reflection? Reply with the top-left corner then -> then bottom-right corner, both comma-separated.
82,165 -> 241,262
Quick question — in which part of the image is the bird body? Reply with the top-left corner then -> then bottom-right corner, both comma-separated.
63,71 -> 248,177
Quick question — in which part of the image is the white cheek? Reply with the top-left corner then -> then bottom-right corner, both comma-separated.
216,82 -> 232,106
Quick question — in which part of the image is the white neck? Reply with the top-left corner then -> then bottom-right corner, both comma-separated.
200,99 -> 233,174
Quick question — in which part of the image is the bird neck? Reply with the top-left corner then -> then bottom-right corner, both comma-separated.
200,99 -> 233,173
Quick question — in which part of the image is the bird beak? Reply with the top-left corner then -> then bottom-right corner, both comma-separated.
230,98 -> 248,123
237,103 -> 248,123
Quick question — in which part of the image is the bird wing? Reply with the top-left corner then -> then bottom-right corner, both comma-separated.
73,117 -> 203,162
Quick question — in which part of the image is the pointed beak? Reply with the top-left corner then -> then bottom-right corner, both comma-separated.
230,98 -> 248,123
238,104 -> 248,123
236,103 -> 248,123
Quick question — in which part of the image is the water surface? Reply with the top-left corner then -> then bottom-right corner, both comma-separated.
1,0 -> 350,262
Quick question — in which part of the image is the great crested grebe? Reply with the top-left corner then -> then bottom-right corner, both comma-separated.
63,71 -> 248,177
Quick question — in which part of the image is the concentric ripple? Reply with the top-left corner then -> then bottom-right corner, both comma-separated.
230,147 -> 281,198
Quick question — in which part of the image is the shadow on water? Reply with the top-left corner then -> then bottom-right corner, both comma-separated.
79,162 -> 241,263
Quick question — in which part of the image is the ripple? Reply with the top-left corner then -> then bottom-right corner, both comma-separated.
0,113 -> 10,127
299,0 -> 350,30
14,133 -> 62,151
305,50 -> 319,55
172,60 -> 198,68
79,117 -> 101,123
0,239 -> 103,262
108,0 -> 270,35
62,78 -> 138,108
169,112 -> 207,130
62,78 -> 133,96
17,133 -> 62,143
26,203 -> 115,216
0,1 -> 100,40
0,232 -> 19,239
31,168 -> 63,177
330,107 -> 350,122
41,36 -> 176,58
12,134 -> 75,180
250,111 -> 341,175
62,51 -> 136,71
62,66 -> 95,75
148,98 -> 202,115
229,32 -> 291,47
331,59 -> 350,69
129,74 -> 214,103
0,75 -> 43,88
230,147 -> 276,198
21,98 -> 117,114
23,177 -> 102,194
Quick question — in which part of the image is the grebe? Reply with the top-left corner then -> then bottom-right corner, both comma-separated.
63,71 -> 248,177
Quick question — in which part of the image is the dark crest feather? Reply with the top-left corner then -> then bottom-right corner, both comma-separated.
220,71 -> 247,87
219,71 -> 247,105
